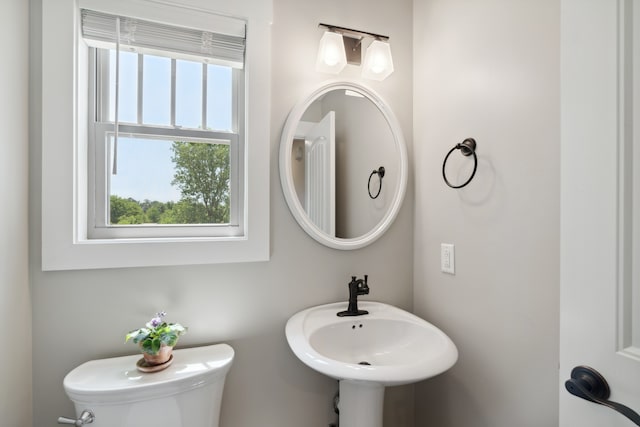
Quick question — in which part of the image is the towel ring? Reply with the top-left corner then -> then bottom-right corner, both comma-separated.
442,138 -> 478,189
368,166 -> 385,199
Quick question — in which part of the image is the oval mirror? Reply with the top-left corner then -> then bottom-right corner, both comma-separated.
279,81 -> 408,249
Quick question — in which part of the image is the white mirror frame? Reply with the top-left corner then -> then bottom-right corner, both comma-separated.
279,81 -> 408,250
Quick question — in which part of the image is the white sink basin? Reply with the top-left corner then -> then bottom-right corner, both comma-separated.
285,301 -> 458,387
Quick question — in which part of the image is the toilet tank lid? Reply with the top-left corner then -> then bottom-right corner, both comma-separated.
63,343 -> 234,404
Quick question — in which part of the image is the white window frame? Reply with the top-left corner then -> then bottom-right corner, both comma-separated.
88,48 -> 244,239
41,0 -> 271,270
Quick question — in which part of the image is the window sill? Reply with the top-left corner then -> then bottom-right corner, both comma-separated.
43,235 -> 269,271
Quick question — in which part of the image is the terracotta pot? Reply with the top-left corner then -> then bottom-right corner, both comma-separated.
142,344 -> 173,365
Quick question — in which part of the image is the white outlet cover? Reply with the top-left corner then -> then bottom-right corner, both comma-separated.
441,243 -> 455,274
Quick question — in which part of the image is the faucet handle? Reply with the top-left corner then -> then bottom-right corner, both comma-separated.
361,275 -> 369,290
358,277 -> 370,295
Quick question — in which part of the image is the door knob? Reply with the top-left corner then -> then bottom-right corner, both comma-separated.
565,365 -> 640,426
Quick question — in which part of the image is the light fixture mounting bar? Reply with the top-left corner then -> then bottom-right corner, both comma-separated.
318,23 -> 389,42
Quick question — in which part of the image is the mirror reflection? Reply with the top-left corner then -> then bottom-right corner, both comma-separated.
288,88 -> 399,239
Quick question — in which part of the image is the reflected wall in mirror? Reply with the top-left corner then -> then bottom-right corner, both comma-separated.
280,81 -> 407,250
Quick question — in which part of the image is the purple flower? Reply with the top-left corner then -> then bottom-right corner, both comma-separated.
149,311 -> 167,327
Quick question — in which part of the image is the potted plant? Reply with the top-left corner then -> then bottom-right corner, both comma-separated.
125,311 -> 187,367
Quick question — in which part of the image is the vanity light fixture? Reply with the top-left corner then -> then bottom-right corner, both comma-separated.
316,23 -> 393,81
362,39 -> 394,81
316,30 -> 348,74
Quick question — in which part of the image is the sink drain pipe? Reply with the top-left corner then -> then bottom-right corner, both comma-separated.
329,388 -> 339,427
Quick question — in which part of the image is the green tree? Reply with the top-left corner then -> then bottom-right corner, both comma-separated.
110,195 -> 146,224
142,200 -> 168,223
171,141 -> 230,224
159,200 -> 208,224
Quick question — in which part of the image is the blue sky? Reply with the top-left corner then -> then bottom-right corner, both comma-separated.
109,50 -> 232,202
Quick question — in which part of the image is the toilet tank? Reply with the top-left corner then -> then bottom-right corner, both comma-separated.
63,344 -> 234,427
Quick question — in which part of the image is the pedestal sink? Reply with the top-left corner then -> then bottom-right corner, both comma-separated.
285,301 -> 458,427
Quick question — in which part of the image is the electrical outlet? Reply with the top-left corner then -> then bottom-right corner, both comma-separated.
441,243 -> 455,274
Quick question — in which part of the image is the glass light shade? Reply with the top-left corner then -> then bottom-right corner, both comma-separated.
362,40 -> 394,81
316,31 -> 347,74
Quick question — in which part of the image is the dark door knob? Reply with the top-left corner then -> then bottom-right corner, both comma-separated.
565,365 -> 640,426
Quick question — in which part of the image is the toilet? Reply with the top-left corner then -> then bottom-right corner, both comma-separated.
61,344 -> 234,426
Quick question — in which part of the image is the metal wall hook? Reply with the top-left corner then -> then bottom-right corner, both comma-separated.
565,365 -> 640,426
442,138 -> 478,189
458,138 -> 476,156
368,166 -> 385,199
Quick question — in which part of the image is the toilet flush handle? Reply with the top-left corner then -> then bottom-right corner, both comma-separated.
57,410 -> 95,426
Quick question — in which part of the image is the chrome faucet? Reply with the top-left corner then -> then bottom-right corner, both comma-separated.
337,275 -> 370,317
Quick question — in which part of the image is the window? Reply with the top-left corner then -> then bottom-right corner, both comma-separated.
82,9 -> 244,239
41,0 -> 271,270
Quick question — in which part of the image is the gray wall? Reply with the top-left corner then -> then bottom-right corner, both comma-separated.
29,1 -> 414,427
412,0 -> 560,426
21,0 -> 562,425
1,1 -> 32,426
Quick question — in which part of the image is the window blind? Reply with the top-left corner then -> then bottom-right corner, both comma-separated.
80,9 -> 246,68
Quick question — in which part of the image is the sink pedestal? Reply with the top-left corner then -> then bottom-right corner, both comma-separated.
339,380 -> 385,427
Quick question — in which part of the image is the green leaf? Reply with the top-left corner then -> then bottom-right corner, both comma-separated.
125,328 -> 150,344
161,332 -> 178,346
141,339 -> 154,354
151,338 -> 161,354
